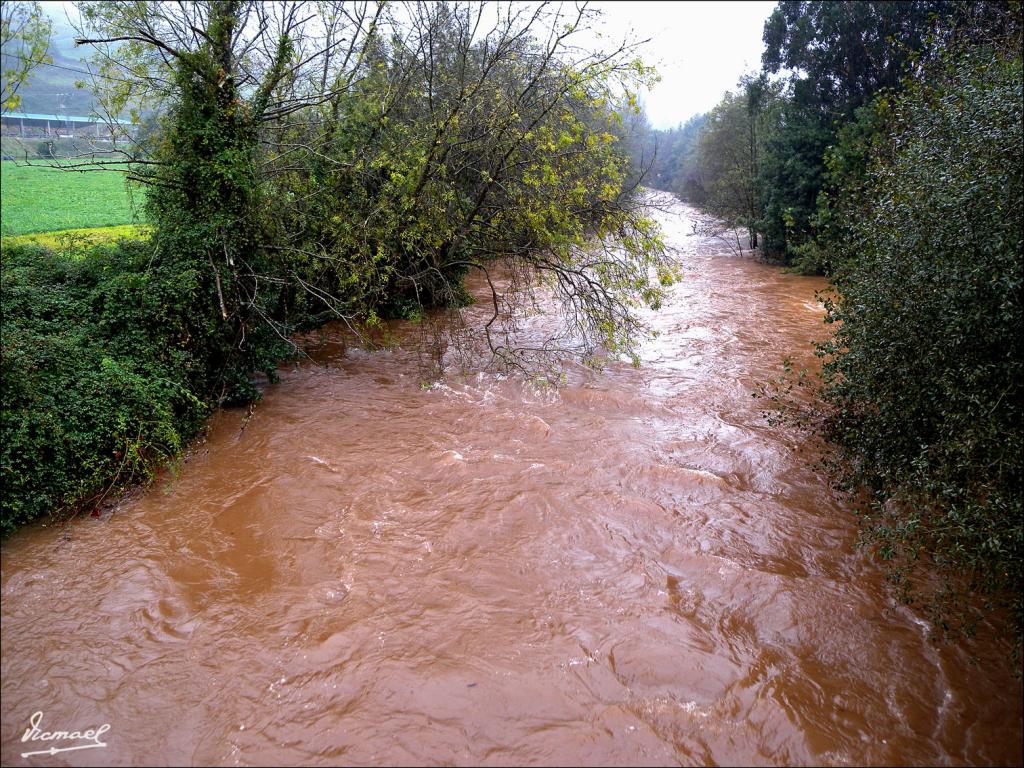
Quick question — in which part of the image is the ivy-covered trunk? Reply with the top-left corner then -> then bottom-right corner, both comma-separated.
139,1 -> 285,404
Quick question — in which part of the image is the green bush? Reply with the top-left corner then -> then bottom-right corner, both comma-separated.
0,240 -> 212,535
820,49 -> 1023,640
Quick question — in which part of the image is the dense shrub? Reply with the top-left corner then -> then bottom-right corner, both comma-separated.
0,240 -> 213,535
819,49 -> 1023,639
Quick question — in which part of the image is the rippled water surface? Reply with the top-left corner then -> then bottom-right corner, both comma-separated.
2,198 -> 1021,766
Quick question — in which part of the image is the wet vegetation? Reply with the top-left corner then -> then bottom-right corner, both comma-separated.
646,2 -> 1023,651
1,2 -> 669,534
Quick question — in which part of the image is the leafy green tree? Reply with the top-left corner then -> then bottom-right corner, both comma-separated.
762,1 -> 955,117
690,75 -> 781,249
0,0 -> 52,111
757,1 -> 994,265
787,95 -> 891,274
274,3 -> 671,370
75,0 -> 382,401
71,1 -> 672,378
694,89 -> 757,246
754,98 -> 831,258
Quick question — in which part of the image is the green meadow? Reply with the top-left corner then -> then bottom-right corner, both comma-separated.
0,161 -> 146,236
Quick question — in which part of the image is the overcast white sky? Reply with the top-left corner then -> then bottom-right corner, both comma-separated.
590,1 -> 777,128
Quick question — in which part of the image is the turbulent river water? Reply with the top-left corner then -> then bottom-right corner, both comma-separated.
1,197 -> 1021,766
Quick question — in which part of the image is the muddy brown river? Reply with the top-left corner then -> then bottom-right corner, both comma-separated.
1,198 -> 1021,766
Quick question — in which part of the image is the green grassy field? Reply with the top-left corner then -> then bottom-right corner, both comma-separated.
0,161 -> 146,236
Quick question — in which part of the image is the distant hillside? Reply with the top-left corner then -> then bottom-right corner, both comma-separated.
2,8 -> 96,116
